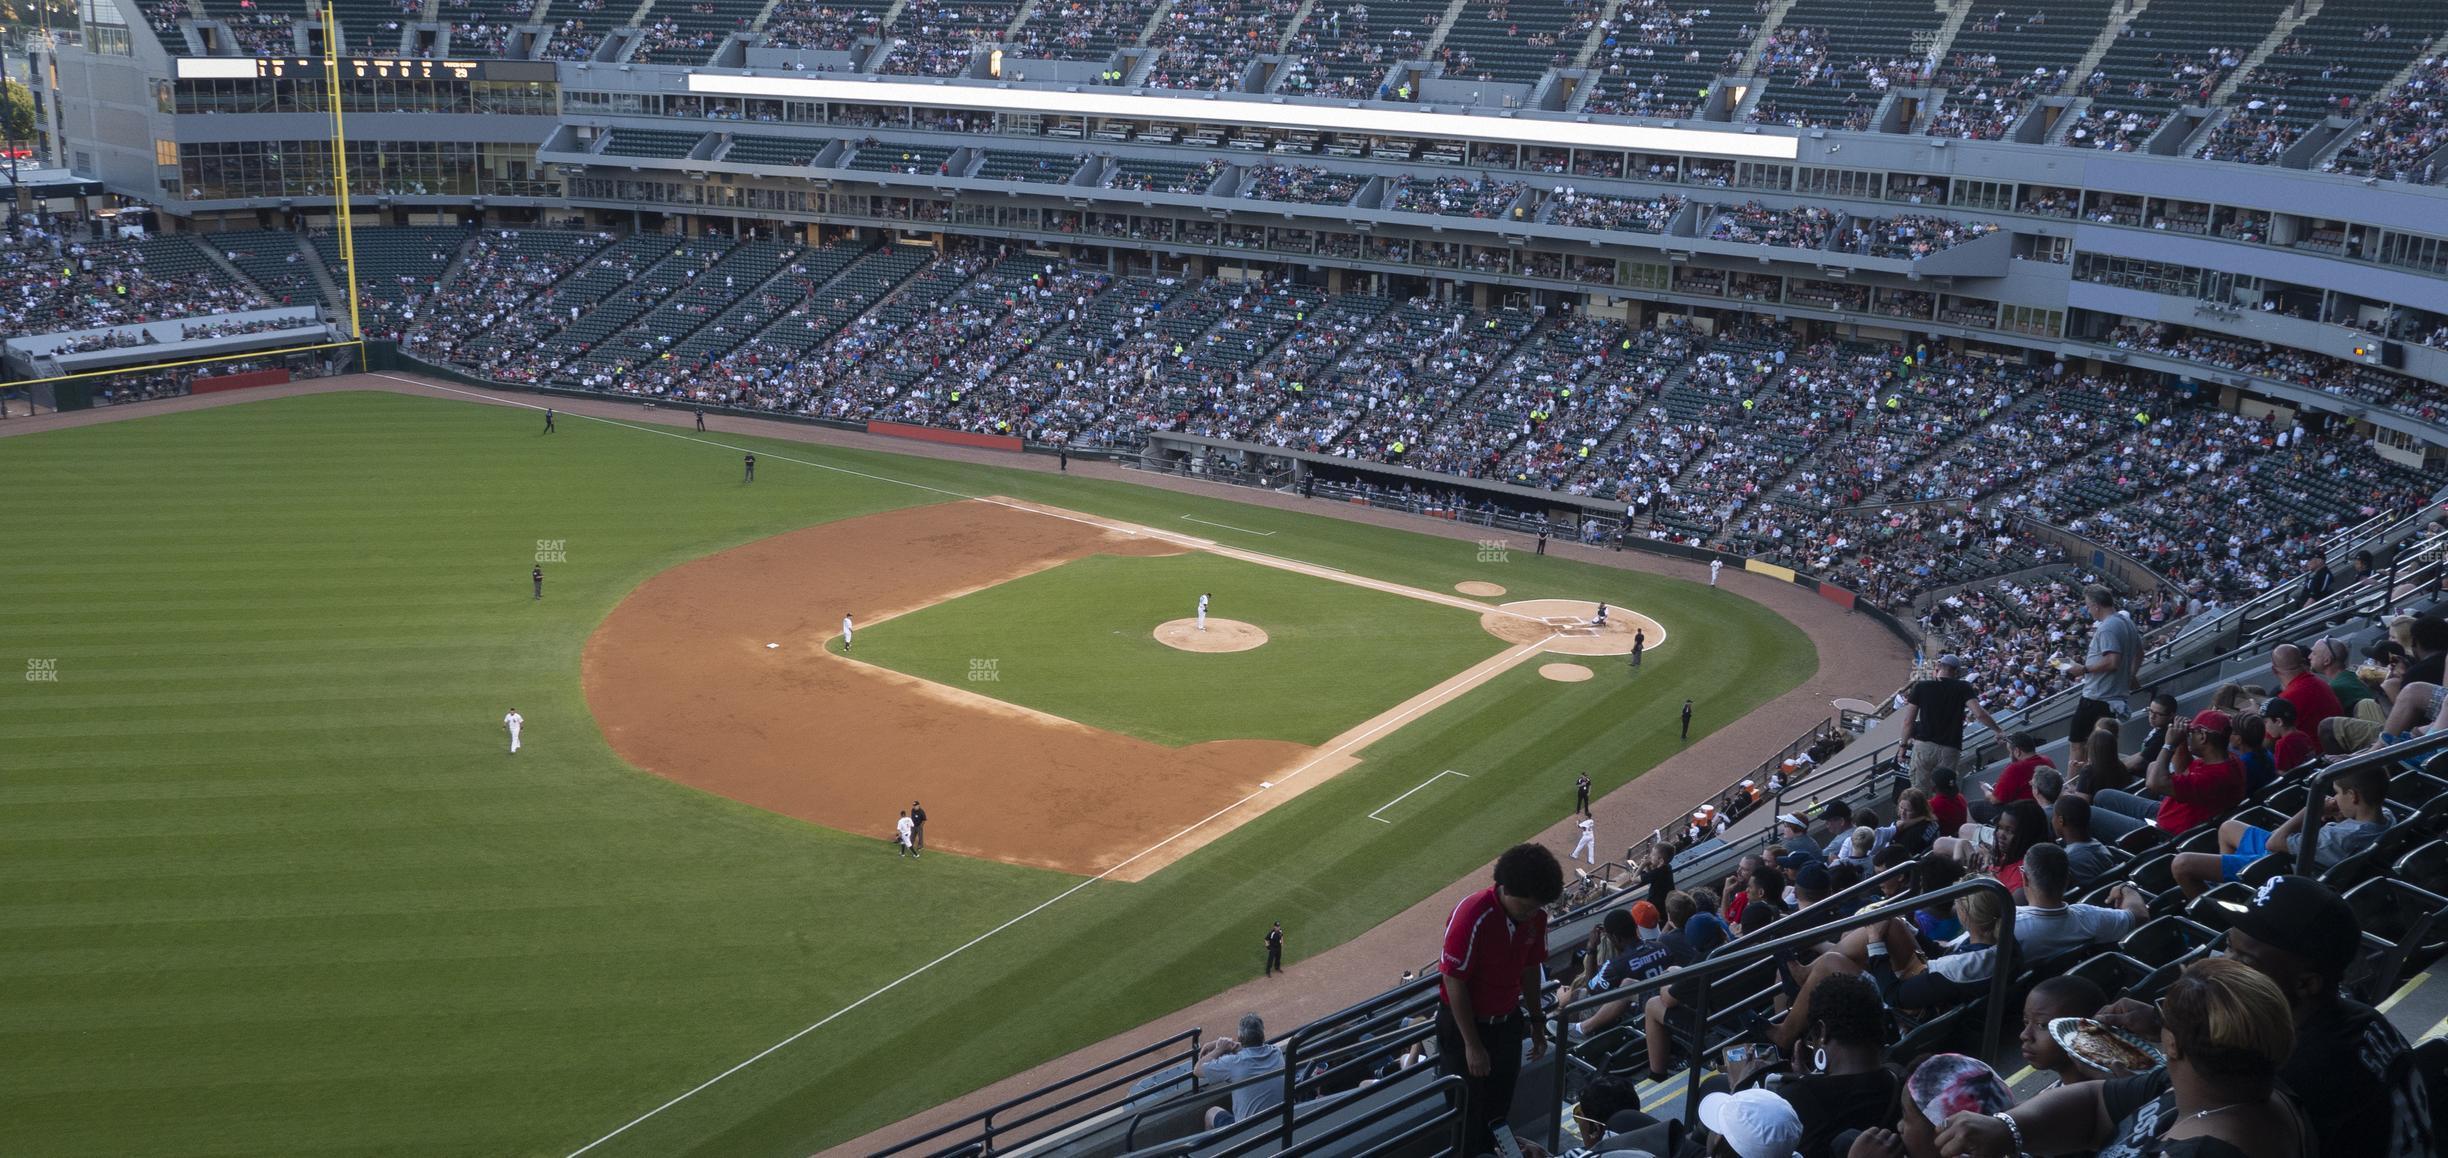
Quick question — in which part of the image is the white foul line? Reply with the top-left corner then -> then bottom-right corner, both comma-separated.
555,633 -> 1554,1156
1368,769 -> 1471,823
364,376 -> 1561,1155
1181,515 -> 1277,536
369,374 -> 1576,1150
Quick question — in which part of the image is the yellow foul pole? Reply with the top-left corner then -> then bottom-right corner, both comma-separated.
321,4 -> 364,343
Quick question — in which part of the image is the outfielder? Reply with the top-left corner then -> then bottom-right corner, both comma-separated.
841,613 -> 855,651
1572,815 -> 1597,864
1196,592 -> 1211,631
1709,559 -> 1723,586
503,708 -> 523,754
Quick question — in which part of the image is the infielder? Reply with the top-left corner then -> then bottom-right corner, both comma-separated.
895,809 -> 914,857
1196,592 -> 1211,631
503,708 -> 523,754
1572,816 -> 1597,864
841,613 -> 855,651
1593,601 -> 1610,628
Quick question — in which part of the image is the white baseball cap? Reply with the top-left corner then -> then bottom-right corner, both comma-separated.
1697,1089 -> 1802,1158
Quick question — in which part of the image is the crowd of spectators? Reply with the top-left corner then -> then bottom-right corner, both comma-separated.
1705,201 -> 1834,250
1276,3 -> 1435,101
1,227 -> 268,336
2327,55 -> 2448,183
880,0 -> 1021,76
44,316 -> 315,356
1389,175 -> 1527,218
1834,214 -> 1998,260
760,0 -> 885,50
1240,165 -> 1367,205
1547,189 -> 1683,233
1143,0 -> 1305,91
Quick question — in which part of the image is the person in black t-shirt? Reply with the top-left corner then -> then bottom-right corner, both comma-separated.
531,566 -> 543,600
1896,655 -> 2001,794
1763,972 -> 1902,1158
1639,842 -> 1675,910
2097,876 -> 2434,1158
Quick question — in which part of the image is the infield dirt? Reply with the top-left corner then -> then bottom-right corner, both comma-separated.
582,499 -> 1336,878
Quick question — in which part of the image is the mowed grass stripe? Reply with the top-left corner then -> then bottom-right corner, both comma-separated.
0,390 -> 1814,1157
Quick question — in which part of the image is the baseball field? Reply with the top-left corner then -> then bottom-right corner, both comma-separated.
0,385 -> 1815,1156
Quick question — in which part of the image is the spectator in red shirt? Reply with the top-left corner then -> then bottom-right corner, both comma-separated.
2272,643 -> 2343,738
2262,698 -> 2318,775
1928,768 -> 1971,839
2089,710 -> 2248,843
1971,732 -> 2052,823
1436,842 -> 1564,1155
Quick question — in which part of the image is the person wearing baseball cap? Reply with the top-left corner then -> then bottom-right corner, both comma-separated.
2072,876 -> 2434,1158
1697,1088 -> 1803,1158
2087,709 -> 2246,844
1896,653 -> 2002,795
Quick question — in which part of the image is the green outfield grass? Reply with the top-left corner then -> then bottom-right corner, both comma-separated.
0,389 -> 1816,1157
852,552 -> 1502,746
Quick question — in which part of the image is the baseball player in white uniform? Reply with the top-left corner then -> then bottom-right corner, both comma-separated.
841,613 -> 855,651
1572,815 -> 1597,864
1196,592 -> 1211,631
895,810 -> 915,857
503,709 -> 523,754
1710,559 -> 1723,586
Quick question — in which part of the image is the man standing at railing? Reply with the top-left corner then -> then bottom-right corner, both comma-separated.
1896,654 -> 2001,794
2293,553 -> 2337,610
1436,842 -> 1563,1157
2068,585 -> 2142,749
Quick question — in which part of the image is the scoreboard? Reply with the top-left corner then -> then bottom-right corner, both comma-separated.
261,57 -> 481,80
174,57 -> 557,82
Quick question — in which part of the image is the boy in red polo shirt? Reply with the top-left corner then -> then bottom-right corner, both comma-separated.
1437,842 -> 1565,1156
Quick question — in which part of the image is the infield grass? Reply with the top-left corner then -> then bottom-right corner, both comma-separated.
0,387 -> 1816,1158
852,551 -> 1503,746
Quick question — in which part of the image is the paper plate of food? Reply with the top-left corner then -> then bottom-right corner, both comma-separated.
2048,1017 -> 2165,1075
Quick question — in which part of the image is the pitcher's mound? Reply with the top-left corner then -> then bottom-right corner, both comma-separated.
1456,581 -> 1508,597
1156,618 -> 1269,653
1540,663 -> 1594,683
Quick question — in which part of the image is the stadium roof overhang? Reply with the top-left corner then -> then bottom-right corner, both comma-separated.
683,75 -> 1802,163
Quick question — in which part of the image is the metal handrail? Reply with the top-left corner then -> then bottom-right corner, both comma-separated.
2295,732 -> 2448,875
1542,876 -> 2017,1152
871,1027 -> 1204,1157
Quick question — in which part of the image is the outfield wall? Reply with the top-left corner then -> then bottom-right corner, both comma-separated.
384,347 -> 1922,651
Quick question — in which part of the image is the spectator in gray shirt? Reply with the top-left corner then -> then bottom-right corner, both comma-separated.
1196,1013 -> 1286,1129
2050,793 -> 2121,891
2068,585 -> 2143,747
